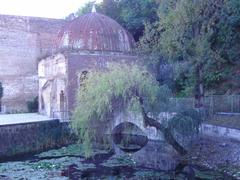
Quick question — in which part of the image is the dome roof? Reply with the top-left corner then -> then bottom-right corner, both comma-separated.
57,12 -> 135,53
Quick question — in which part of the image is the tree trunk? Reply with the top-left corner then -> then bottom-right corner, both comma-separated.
138,96 -> 188,155
194,66 -> 204,108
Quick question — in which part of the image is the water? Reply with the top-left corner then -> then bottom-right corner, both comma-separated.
0,139 -> 233,180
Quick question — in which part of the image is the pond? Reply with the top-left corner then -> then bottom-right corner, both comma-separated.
0,139 -> 234,180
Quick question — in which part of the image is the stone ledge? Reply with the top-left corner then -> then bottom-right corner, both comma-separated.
0,113 -> 55,126
201,123 -> 240,141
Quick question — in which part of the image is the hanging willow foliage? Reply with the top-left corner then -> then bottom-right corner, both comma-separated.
168,109 -> 202,136
72,62 -> 202,156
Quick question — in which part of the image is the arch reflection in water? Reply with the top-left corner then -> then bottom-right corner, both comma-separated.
111,122 -> 178,171
114,140 -> 179,171
111,122 -> 148,153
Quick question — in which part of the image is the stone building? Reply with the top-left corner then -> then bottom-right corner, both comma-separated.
0,7 -> 136,115
0,14 -> 65,113
38,8 -> 136,119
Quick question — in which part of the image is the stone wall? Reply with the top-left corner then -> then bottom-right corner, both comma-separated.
0,14 -> 66,113
108,111 -> 164,141
0,120 -> 73,160
201,123 -> 240,141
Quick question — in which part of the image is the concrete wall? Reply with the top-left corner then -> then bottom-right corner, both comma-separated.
0,120 -> 72,160
0,14 -> 66,113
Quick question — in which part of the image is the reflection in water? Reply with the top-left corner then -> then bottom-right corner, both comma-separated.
112,134 -> 148,153
0,139 -> 232,179
111,122 -> 149,153
112,124 -> 178,171
61,139 -> 231,179
114,140 -> 178,171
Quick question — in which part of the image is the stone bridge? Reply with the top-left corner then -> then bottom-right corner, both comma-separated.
105,112 -> 176,141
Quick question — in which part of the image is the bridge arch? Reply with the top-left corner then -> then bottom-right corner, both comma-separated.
106,112 -> 164,141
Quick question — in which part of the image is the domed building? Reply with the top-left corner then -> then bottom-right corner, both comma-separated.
38,7 -> 136,119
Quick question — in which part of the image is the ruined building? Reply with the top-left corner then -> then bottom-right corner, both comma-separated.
0,8 -> 136,116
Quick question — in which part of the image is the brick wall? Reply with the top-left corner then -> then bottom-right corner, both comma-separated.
0,14 -> 66,112
66,52 -> 137,112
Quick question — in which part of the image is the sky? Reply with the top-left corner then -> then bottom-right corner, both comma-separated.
0,0 -> 102,19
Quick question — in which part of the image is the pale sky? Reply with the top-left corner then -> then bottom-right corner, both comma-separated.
0,0 -> 102,19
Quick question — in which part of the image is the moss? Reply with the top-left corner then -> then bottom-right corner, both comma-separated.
134,170 -> 171,179
31,161 -> 61,170
36,143 -> 108,158
195,169 -> 223,180
36,144 -> 85,158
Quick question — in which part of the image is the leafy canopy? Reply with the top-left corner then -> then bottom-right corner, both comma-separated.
138,0 -> 240,95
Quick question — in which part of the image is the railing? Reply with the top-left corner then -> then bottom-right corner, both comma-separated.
170,95 -> 240,114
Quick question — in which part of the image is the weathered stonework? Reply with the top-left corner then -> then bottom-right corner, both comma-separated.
0,120 -> 73,160
38,53 -> 67,117
0,14 -> 66,113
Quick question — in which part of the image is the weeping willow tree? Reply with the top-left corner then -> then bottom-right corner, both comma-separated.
72,63 -> 202,156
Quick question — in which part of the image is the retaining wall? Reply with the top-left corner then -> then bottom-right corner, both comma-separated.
0,120 -> 73,160
201,123 -> 240,141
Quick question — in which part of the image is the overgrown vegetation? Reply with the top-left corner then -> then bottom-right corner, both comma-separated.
72,63 -> 202,157
138,0 -> 240,98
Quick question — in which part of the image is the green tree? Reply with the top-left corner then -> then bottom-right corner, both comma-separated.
211,0 -> 240,91
72,63 -> 202,156
101,0 -> 121,22
160,0 -> 240,105
117,0 -> 159,40
139,0 -> 240,102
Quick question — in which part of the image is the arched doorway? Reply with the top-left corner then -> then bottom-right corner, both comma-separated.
60,90 -> 66,120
